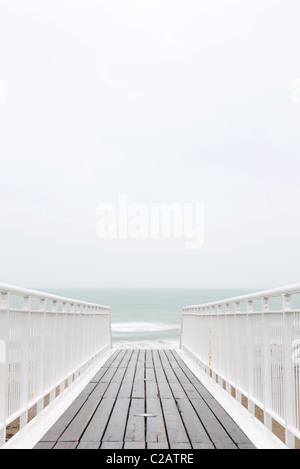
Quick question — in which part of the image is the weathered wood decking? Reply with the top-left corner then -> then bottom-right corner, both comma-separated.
35,350 -> 256,450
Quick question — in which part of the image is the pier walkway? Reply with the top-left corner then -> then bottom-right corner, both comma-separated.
34,349 -> 255,450
2,282 -> 300,450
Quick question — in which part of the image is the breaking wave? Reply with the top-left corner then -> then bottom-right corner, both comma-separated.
112,322 -> 180,335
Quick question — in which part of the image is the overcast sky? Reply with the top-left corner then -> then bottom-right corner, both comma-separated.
0,0 -> 300,289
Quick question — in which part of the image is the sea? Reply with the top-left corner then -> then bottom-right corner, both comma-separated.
41,288 -> 267,350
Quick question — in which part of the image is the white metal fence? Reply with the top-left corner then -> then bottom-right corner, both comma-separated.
0,283 -> 112,447
181,284 -> 300,449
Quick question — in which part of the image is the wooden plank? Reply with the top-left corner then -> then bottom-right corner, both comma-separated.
161,398 -> 190,445
176,398 -> 213,446
147,442 -> 169,450
95,366 -> 119,384
102,350 -> 122,367
146,399 -> 168,444
214,442 -> 238,449
124,398 -> 145,443
192,442 -> 215,449
119,349 -> 139,398
168,381 -> 187,400
132,353 -> 145,399
170,351 -> 215,400
102,349 -> 127,369
102,398 -> 130,442
138,349 -> 146,362
171,443 -> 192,449
153,362 -> 173,399
58,398 -> 100,442
158,350 -> 171,369
102,381 -> 122,399
145,350 -> 153,368
76,442 -> 100,449
54,441 -> 78,449
90,367 -> 111,383
152,350 -> 162,368
119,349 -> 133,368
145,367 -> 159,399
88,381 -> 110,400
111,366 -> 127,383
197,397 -> 253,445
34,442 -> 55,449
129,349 -> 140,365
164,367 -> 180,383
165,349 -> 180,368
90,351 -> 122,382
124,442 -> 146,449
238,443 -> 256,449
176,380 -> 201,400
76,382 -> 97,399
80,398 -> 115,442
118,378 -> 134,399
40,396 -> 87,442
100,442 -> 123,449
163,365 -> 187,399
156,380 -> 173,399
190,398 -> 236,446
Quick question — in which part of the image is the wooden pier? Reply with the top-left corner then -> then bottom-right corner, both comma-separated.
34,349 -> 255,450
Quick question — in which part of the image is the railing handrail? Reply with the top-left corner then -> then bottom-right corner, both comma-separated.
0,282 -> 110,311
183,282 -> 300,311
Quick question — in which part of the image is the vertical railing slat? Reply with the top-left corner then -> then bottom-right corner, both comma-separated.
283,294 -> 295,448
20,296 -> 30,429
0,293 -> 9,446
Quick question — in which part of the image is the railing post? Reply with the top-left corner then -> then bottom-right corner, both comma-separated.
20,296 -> 30,429
68,304 -> 75,386
262,297 -> 272,431
180,309 -> 184,350
109,309 -> 113,352
215,304 -> 222,380
74,304 -> 81,380
50,300 -> 58,403
0,292 -> 9,446
247,300 -> 255,414
234,302 -> 240,397
60,302 -> 67,393
37,298 -> 46,414
225,304 -> 230,392
283,294 -> 295,448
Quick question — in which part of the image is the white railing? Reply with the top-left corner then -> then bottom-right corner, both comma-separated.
181,284 -> 300,449
0,283 -> 112,447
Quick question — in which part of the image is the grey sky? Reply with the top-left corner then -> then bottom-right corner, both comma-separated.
0,0 -> 300,289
